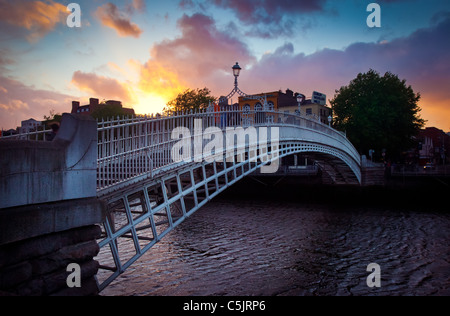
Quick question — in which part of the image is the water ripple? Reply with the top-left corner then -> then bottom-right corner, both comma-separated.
101,198 -> 450,296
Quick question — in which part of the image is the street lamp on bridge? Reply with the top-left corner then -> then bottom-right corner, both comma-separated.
296,93 -> 305,116
222,62 -> 266,106
232,62 -> 241,86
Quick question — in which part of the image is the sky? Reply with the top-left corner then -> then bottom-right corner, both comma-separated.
0,0 -> 449,132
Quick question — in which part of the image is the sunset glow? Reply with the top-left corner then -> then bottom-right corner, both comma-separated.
0,0 -> 449,132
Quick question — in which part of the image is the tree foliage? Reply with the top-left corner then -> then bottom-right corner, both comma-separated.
43,109 -> 62,123
165,88 -> 216,114
91,103 -> 133,121
330,69 -> 425,159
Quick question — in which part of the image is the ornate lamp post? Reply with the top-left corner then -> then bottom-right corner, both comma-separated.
223,62 -> 266,106
296,94 -> 304,116
232,62 -> 241,87
328,115 -> 332,127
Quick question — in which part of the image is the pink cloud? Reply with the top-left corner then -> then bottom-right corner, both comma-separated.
138,13 -> 255,99
71,71 -> 135,104
131,0 -> 146,11
95,3 -> 143,38
0,0 -> 67,41
0,76 -> 74,129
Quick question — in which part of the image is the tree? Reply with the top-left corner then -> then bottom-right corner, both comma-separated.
91,102 -> 133,121
43,109 -> 62,123
165,88 -> 216,114
330,69 -> 425,159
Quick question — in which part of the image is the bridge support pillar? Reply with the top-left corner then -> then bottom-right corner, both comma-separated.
0,113 -> 105,296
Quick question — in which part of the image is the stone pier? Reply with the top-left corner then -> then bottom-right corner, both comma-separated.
0,114 -> 105,296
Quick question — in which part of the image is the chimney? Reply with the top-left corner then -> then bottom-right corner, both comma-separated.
72,101 -> 80,113
89,98 -> 99,106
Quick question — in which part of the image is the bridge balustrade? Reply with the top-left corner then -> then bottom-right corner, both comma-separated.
96,109 -> 358,197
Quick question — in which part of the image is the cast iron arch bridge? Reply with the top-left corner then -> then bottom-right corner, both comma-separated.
93,108 -> 361,291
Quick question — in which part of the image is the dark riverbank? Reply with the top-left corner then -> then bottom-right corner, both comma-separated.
222,175 -> 450,210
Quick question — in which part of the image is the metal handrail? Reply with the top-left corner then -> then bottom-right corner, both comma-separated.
96,109 -> 360,195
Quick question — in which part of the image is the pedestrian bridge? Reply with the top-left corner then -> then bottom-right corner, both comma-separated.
93,108 -> 361,290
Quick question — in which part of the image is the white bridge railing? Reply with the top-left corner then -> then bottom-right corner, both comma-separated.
96,108 -> 359,196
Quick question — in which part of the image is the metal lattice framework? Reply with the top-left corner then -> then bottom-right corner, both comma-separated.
94,108 -> 361,290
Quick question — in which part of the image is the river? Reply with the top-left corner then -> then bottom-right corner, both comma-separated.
100,179 -> 450,296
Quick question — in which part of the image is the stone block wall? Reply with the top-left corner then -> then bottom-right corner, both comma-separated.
0,225 -> 101,296
0,197 -> 105,296
0,114 -> 105,296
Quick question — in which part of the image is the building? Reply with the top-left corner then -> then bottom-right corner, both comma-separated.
0,129 -> 18,137
417,127 -> 450,165
19,118 -> 42,134
238,89 -> 332,125
71,98 -> 135,117
281,99 -> 332,125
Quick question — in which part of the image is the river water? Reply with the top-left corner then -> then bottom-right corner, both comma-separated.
101,180 -> 450,296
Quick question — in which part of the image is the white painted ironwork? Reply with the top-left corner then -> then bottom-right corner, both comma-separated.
1,126 -> 52,141
96,109 -> 359,197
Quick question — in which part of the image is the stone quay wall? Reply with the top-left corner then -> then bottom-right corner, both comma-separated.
0,114 -> 105,296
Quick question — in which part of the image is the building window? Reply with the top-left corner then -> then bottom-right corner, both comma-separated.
306,108 -> 312,115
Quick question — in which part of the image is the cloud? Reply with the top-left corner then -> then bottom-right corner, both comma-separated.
0,76 -> 74,129
211,0 -> 326,37
137,13 -> 255,102
214,0 -> 325,23
0,0 -> 67,41
95,3 -> 143,38
71,71 -> 135,104
131,0 -> 146,12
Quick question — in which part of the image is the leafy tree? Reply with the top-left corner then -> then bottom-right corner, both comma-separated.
330,69 -> 425,159
43,109 -> 62,123
91,102 -> 133,121
165,87 -> 216,114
